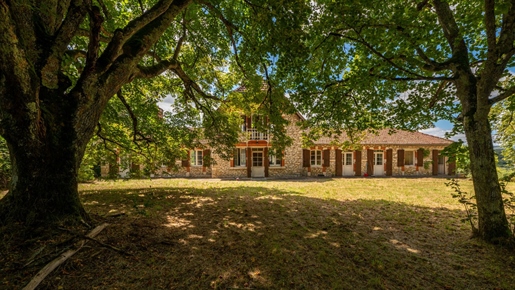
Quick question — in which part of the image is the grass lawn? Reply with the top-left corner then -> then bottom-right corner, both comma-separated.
2,177 -> 515,289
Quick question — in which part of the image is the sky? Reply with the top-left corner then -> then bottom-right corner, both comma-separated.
419,120 -> 466,142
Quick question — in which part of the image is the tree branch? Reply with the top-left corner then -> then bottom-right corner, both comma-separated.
173,11 -> 188,60
40,0 -> 89,89
96,123 -> 142,155
429,80 -> 451,108
64,49 -> 87,60
116,90 -> 153,144
332,31 -> 442,80
484,0 -> 497,57
432,0 -> 465,54
489,85 -> 515,105
134,58 -> 220,103
95,0 -> 178,72
83,5 -> 104,76
134,59 -> 180,78
76,28 -> 111,43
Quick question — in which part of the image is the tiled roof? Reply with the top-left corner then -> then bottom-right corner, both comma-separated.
313,129 -> 453,146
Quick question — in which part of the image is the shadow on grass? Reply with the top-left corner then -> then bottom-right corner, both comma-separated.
6,185 -> 515,289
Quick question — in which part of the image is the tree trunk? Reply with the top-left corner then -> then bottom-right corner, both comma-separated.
0,91 -> 93,225
463,112 -> 511,241
0,138 -> 88,225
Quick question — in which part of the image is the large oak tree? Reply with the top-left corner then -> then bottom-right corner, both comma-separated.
0,0 -> 305,224
285,0 -> 515,242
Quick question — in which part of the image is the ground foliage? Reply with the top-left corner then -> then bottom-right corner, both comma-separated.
2,178 -> 515,289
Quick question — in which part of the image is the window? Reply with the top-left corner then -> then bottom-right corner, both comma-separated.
375,152 -> 383,165
344,152 -> 353,165
190,150 -> 203,166
269,151 -> 282,166
234,148 -> 246,166
438,155 -> 445,165
404,151 -> 414,166
252,148 -> 263,166
311,150 -> 322,166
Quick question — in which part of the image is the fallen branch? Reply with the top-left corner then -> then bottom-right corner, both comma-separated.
22,223 -> 109,290
58,226 -> 132,256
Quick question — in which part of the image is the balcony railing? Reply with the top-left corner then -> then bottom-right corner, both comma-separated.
247,128 -> 269,141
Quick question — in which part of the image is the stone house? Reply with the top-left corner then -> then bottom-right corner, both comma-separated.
167,113 -> 455,179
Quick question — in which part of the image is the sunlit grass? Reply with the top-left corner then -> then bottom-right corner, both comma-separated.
4,177 -> 515,289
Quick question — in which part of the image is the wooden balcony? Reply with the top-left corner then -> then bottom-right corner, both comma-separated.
246,128 -> 269,141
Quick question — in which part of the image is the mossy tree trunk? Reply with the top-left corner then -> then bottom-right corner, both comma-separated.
0,0 -> 192,224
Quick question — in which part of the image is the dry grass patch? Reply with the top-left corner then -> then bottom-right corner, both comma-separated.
2,178 -> 515,289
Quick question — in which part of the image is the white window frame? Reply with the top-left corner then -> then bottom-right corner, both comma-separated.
404,150 -> 414,166
269,151 -> 282,167
235,148 -> 246,167
190,150 -> 203,166
311,150 -> 322,166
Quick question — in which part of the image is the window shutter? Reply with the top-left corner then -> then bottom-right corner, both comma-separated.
182,150 -> 190,167
246,148 -> 251,177
203,149 -> 211,167
231,149 -> 237,167
323,149 -> 330,167
302,149 -> 310,167
335,149 -> 342,177
246,116 -> 251,130
448,157 -> 456,175
367,149 -> 374,175
354,150 -> 362,176
417,148 -> 424,167
432,150 -> 439,175
242,115 -> 247,131
386,149 -> 393,176
397,149 -> 404,167
264,147 -> 269,177
281,150 -> 285,167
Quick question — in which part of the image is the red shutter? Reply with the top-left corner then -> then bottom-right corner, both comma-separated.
335,149 -> 342,177
246,116 -> 251,130
182,150 -> 190,167
246,148 -> 251,178
397,149 -> 404,167
367,149 -> 374,176
417,148 -> 424,167
323,149 -> 330,167
203,149 -> 211,168
432,150 -> 439,175
386,149 -> 393,176
354,150 -> 361,176
302,149 -> 310,167
448,157 -> 456,175
281,151 -> 285,167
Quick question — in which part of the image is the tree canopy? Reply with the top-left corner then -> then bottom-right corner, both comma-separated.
273,0 -> 515,242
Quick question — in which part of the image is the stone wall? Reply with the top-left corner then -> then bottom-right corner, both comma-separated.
211,114 -> 304,178
301,144 -> 453,177
358,145 -> 450,176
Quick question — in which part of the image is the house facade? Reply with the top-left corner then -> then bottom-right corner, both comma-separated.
138,112 -> 455,179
